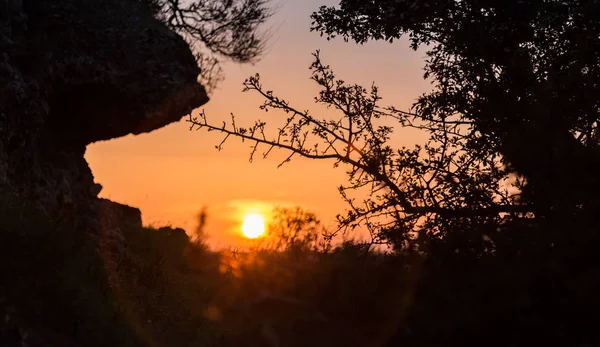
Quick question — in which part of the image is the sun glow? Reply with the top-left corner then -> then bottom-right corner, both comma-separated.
241,213 -> 266,239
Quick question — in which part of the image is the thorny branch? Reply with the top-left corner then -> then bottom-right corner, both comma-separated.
188,51 -> 531,248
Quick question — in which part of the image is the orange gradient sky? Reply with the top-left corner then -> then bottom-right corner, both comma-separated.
85,0 -> 432,248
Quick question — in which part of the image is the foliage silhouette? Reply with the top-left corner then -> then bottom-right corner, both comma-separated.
311,0 -> 600,219
259,207 -> 331,254
189,51 -> 527,250
189,0 -> 599,251
187,2 -> 600,345
141,0 -> 273,91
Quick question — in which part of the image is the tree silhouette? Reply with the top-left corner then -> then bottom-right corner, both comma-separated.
189,0 -> 599,252
143,0 -> 272,91
311,0 -> 600,220
189,51 -> 529,250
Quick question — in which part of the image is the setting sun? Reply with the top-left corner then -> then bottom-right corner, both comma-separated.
241,213 -> 266,239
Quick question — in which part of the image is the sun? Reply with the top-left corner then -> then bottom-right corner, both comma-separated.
241,213 -> 266,239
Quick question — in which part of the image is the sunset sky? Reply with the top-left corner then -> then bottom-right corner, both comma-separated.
85,0 -> 432,248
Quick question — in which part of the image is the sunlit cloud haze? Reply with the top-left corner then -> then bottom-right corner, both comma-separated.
85,0 -> 432,248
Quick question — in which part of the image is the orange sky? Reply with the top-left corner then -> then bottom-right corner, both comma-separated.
85,0 -> 432,248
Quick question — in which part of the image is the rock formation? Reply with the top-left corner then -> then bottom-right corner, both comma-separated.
0,0 -> 209,231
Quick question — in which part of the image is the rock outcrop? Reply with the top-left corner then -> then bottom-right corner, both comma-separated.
0,0 -> 209,228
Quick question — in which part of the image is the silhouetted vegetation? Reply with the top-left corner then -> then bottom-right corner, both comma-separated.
0,198 -> 417,347
3,200 -> 600,346
3,0 -> 600,346
141,0 -> 273,91
187,0 -> 600,345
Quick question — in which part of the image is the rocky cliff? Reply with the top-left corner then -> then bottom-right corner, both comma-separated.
0,0 -> 208,231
